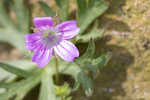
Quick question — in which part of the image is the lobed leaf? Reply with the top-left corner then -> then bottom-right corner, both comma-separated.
77,0 -> 108,34
76,21 -> 105,42
92,52 -> 110,67
77,72 -> 93,96
0,70 -> 42,100
80,40 -> 95,59
0,60 -> 35,82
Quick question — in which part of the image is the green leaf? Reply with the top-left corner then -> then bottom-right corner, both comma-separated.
39,1 -> 55,17
0,60 -> 35,82
55,0 -> 69,21
0,67 -> 16,82
92,52 -> 110,67
0,82 -> 10,88
76,40 -> 95,66
57,42 -> 95,95
76,21 -> 105,42
77,72 -> 93,96
39,68 -> 57,100
9,0 -> 30,32
59,61 -> 81,78
58,60 -> 93,96
0,63 -> 32,78
0,0 -> 14,27
14,73 -> 41,100
81,40 -> 95,58
76,0 -> 87,15
77,0 -> 108,34
0,70 -> 42,100
88,0 -> 95,7
0,0 -> 30,52
5,60 -> 35,70
0,28 -> 26,52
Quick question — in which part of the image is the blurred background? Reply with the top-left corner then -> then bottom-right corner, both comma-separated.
0,0 -> 150,100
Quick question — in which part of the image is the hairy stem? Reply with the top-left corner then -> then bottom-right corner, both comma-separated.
55,55 -> 59,84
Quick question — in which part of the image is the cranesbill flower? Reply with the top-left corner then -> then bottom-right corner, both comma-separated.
25,17 -> 80,68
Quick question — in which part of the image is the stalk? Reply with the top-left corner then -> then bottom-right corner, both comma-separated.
55,55 -> 59,84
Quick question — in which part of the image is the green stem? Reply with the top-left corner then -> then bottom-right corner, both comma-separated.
61,96 -> 64,100
55,55 -> 59,84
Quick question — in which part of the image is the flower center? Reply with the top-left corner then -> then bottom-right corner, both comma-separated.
42,30 -> 56,38
41,28 -> 62,48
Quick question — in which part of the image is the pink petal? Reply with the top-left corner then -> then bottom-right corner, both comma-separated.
56,20 -> 80,39
54,40 -> 79,62
32,48 -> 53,68
24,32 -> 43,51
33,17 -> 53,29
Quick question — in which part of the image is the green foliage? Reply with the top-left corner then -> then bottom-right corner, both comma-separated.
59,41 -> 110,96
0,0 -> 30,52
39,0 -> 69,21
0,60 -> 36,82
74,40 -> 110,95
39,0 -> 108,43
9,0 -> 30,32
0,0 -> 110,100
77,72 -> 93,96
0,69 -> 42,100
0,63 -> 31,78
77,0 -> 108,34
76,21 -> 105,42
55,0 -> 69,21
79,40 -> 95,59
0,0 -> 108,49
76,0 -> 87,15
0,41 -> 110,100
39,1 -> 55,17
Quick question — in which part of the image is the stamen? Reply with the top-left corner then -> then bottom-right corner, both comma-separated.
42,30 -> 56,38
43,31 -> 49,37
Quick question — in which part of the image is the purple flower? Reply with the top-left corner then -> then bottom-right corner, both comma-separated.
25,17 -> 80,68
